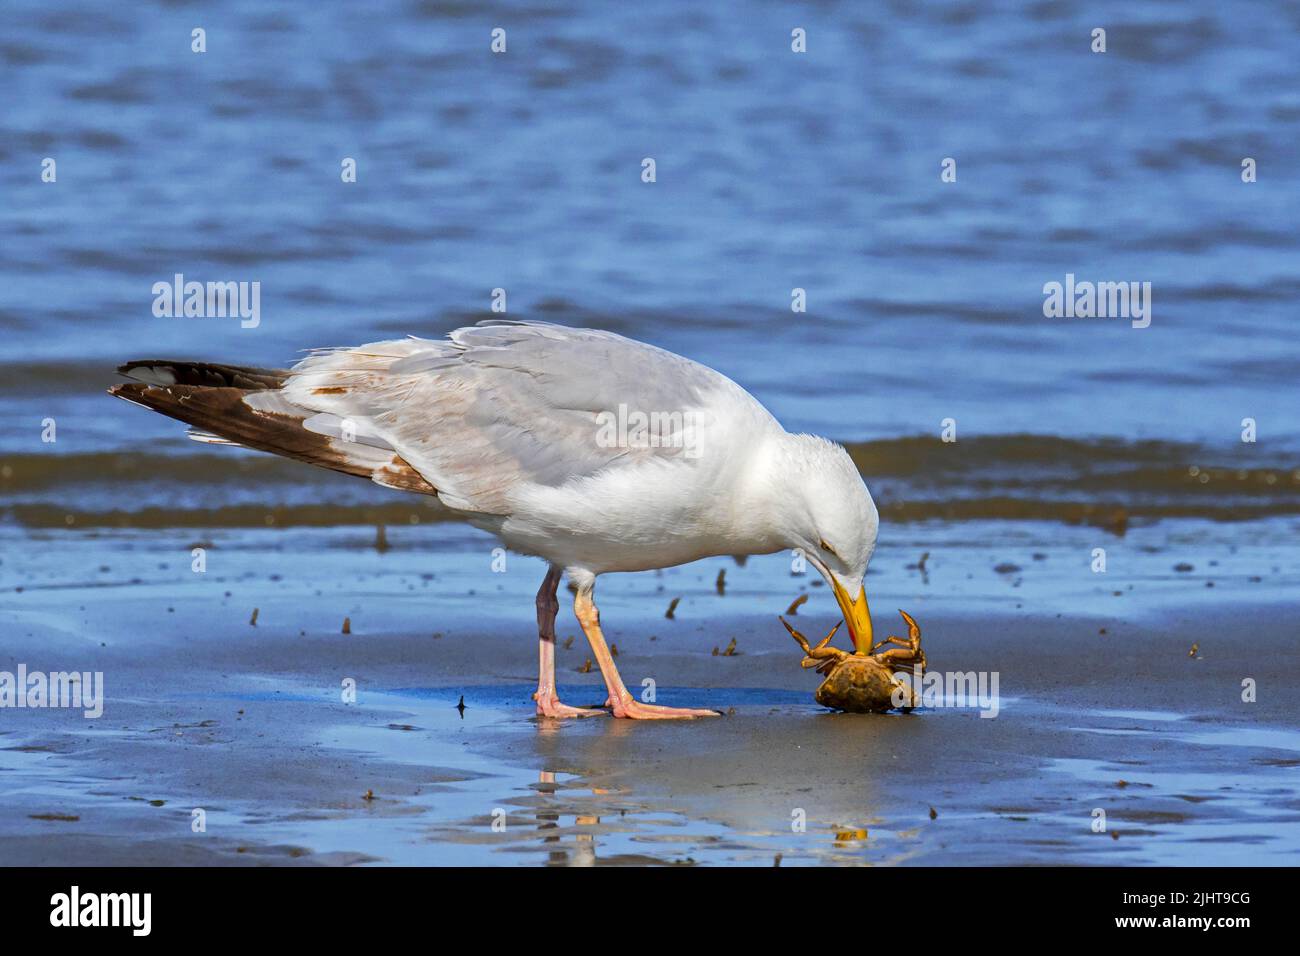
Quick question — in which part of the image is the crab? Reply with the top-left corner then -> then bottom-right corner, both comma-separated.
780,609 -> 927,713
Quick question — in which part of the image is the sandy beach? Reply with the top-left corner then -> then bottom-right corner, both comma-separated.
3,519 -> 1296,866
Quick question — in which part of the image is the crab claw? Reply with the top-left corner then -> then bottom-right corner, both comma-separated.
898,609 -> 920,640
780,616 -> 849,676
897,608 -> 927,675
779,617 -> 842,653
813,620 -> 842,651
779,616 -> 813,654
867,609 -> 927,675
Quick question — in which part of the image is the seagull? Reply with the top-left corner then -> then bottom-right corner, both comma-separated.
109,321 -> 880,719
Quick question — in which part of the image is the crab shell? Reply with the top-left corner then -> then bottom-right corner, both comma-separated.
814,653 -> 919,714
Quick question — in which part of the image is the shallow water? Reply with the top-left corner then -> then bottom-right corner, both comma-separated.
6,683 -> 1296,866
149,686 -> 1300,865
4,515 -> 1298,626
4,1 -> 1300,567
2,520 -> 1296,865
2,1 -> 1298,471
316,688 -> 801,866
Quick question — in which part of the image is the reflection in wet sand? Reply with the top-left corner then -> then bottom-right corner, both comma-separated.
534,771 -> 598,867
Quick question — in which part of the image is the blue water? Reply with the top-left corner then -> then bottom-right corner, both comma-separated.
2,0 -> 1298,457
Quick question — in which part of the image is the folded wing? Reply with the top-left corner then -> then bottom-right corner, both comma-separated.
280,321 -> 731,514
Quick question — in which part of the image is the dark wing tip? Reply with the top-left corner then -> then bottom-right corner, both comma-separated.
114,361 -> 289,390
116,361 -> 178,385
107,382 -> 155,407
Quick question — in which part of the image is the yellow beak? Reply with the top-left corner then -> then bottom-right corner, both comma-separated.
831,579 -> 874,655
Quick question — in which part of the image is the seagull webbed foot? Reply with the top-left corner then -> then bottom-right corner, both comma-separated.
533,694 -> 607,719
608,695 -> 721,720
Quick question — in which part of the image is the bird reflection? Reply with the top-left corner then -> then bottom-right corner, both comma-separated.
535,770 -> 599,866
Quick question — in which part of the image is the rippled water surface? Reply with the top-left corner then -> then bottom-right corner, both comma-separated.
3,1 -> 1298,481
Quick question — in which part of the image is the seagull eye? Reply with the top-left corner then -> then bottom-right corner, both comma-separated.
818,538 -> 838,558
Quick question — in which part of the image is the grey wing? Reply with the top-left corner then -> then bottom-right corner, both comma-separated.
280,321 -> 736,514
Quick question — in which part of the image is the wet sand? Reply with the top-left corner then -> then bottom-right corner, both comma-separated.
2,522 -> 1298,865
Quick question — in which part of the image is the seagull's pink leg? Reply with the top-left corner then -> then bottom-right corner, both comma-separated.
533,566 -> 604,719
573,579 -> 719,719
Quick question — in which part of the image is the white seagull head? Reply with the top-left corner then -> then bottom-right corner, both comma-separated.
771,434 -> 880,654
